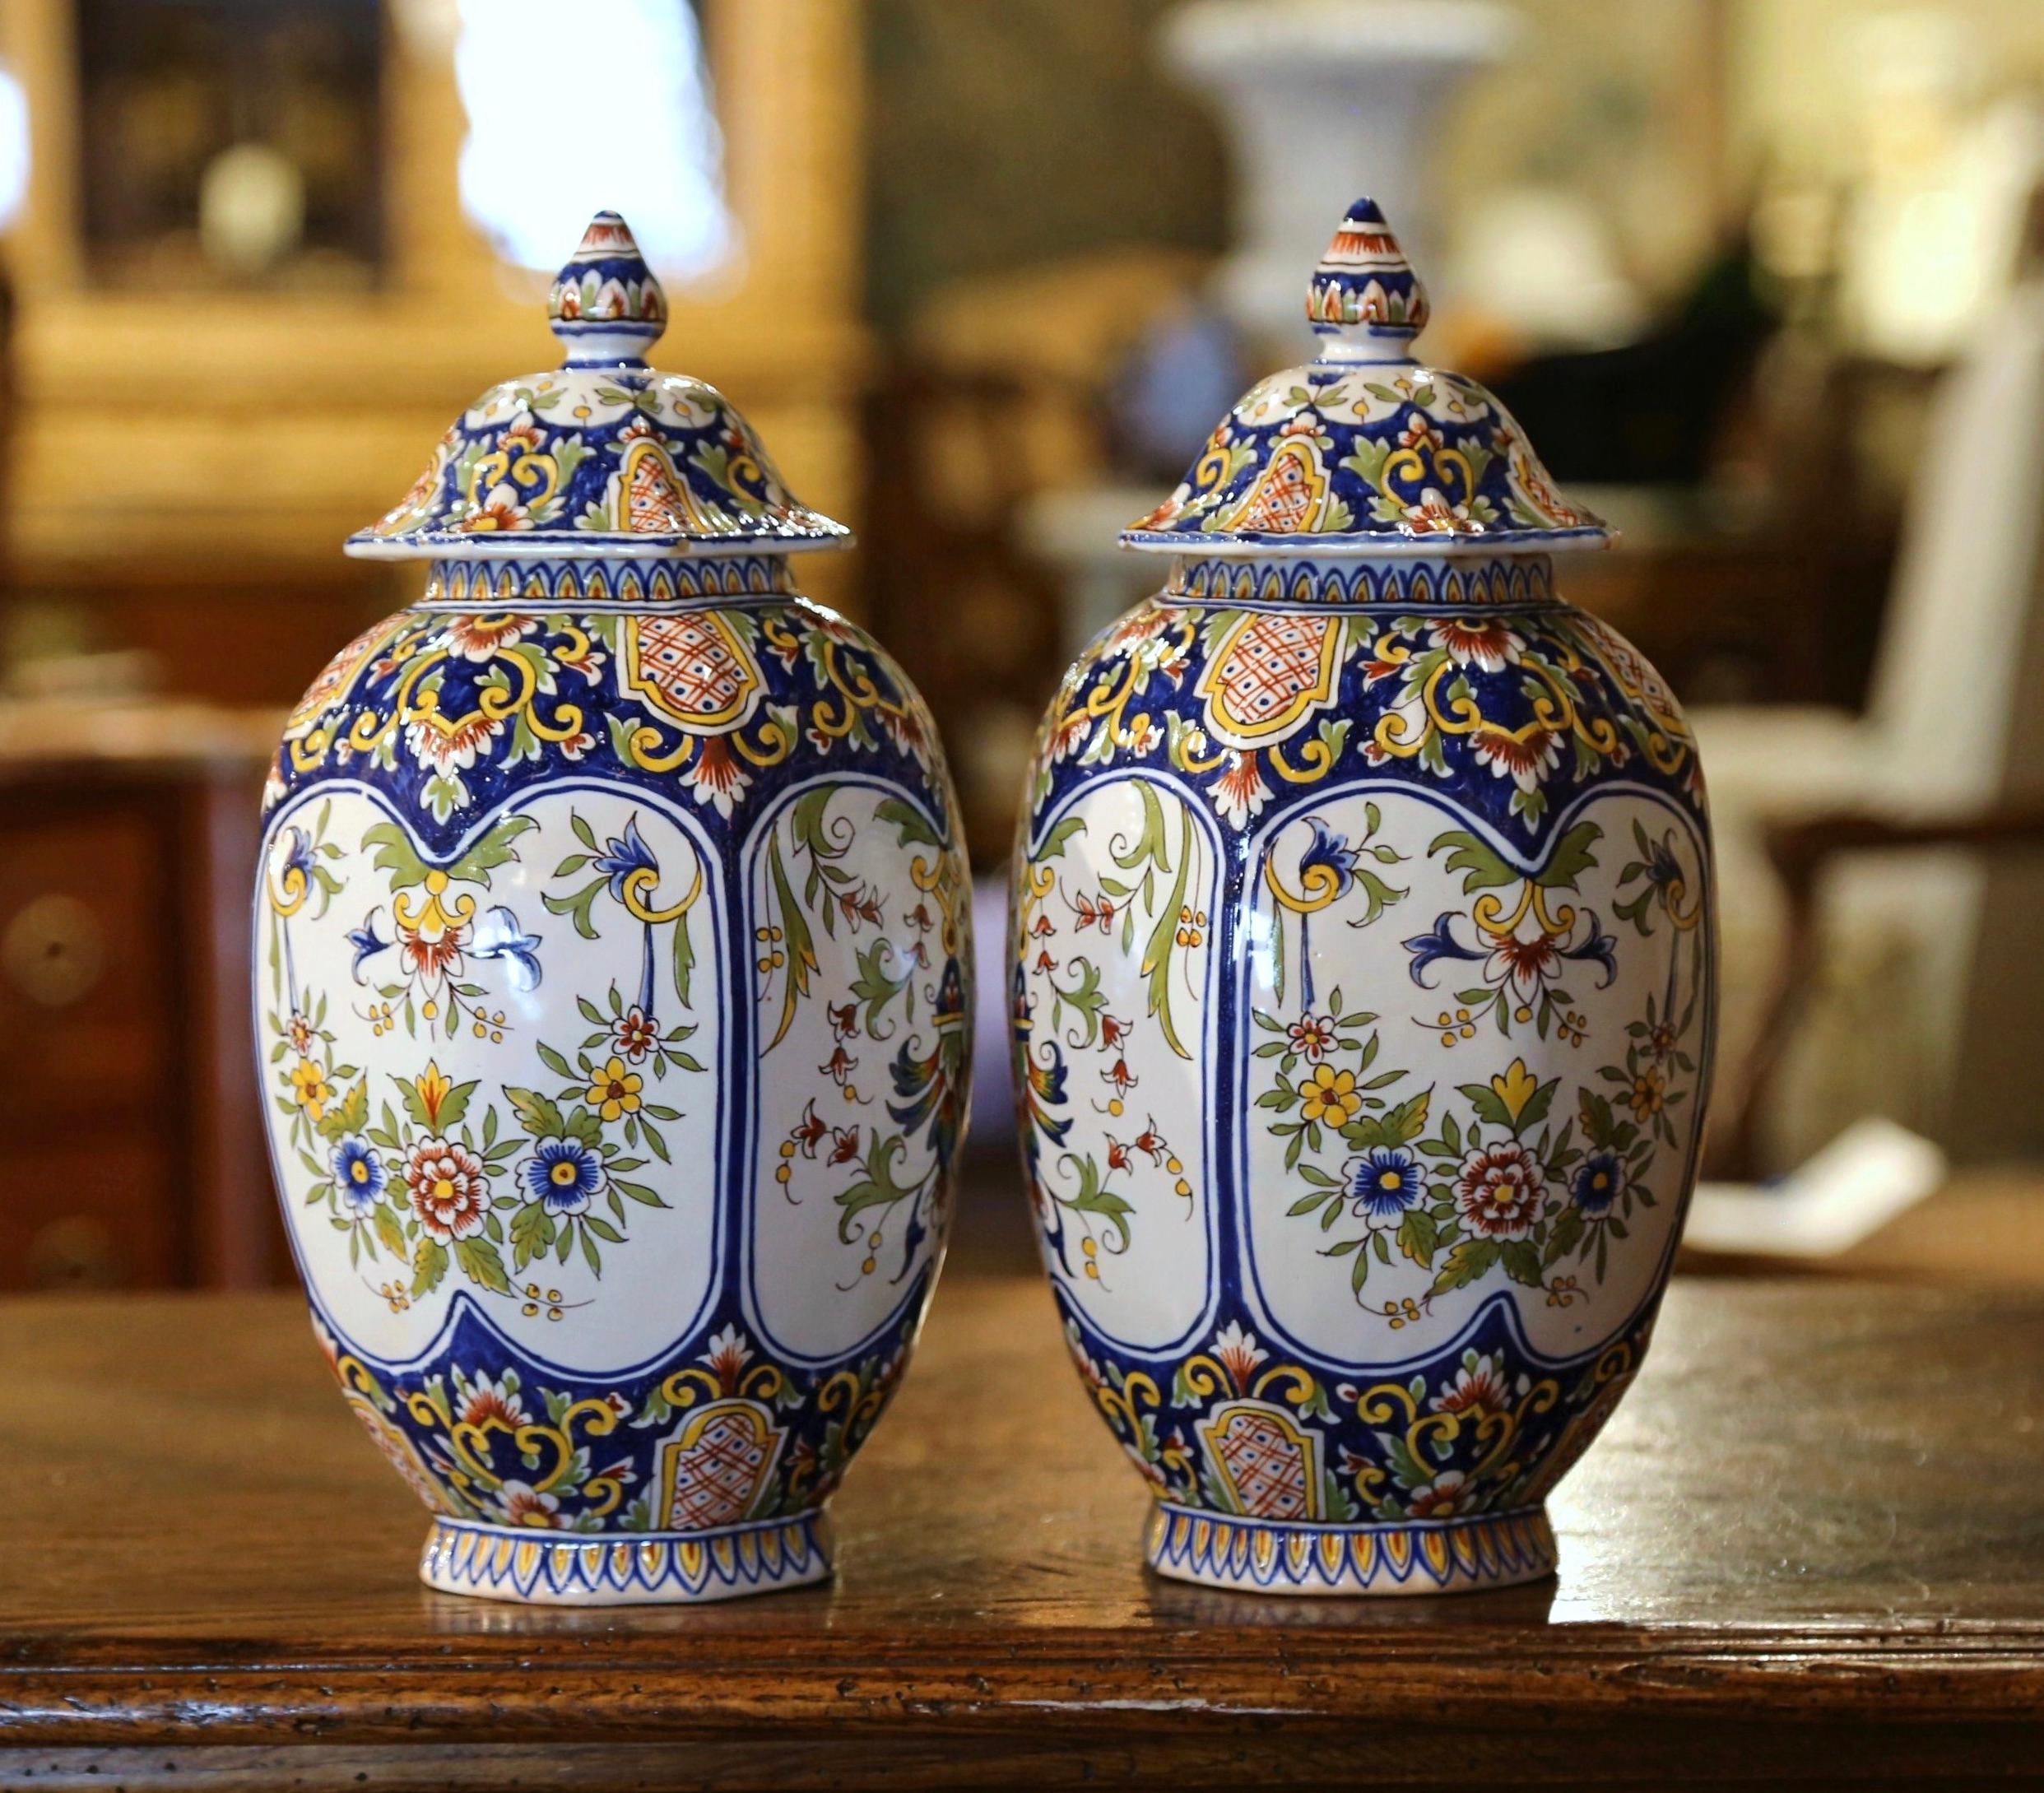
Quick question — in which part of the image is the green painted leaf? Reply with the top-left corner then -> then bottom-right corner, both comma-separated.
411,1236 -> 448,1297
1535,820 -> 1602,890
454,1236 -> 512,1294
1428,829 -> 1516,893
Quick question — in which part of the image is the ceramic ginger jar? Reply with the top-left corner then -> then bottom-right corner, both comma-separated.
1011,200 -> 1714,1595
256,212 -> 971,1605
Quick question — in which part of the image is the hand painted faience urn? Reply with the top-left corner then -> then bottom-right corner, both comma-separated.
1011,200 -> 1714,1595
257,213 -> 971,1604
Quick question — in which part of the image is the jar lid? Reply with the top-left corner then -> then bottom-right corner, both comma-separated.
346,211 -> 850,560
1122,197 -> 1606,556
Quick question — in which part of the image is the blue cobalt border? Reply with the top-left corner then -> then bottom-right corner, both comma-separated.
420,1508 -> 834,1605
1146,1502 -> 1556,1596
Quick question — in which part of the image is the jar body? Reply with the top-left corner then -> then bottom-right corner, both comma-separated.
258,555 -> 971,1604
1012,553 -> 1712,1594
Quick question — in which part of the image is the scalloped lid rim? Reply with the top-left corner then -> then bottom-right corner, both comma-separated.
1117,528 -> 1606,560
344,530 -> 854,563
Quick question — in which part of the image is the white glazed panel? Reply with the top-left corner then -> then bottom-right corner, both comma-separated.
1237,786 -> 1710,1367
1017,774 -> 1219,1355
743,778 -> 956,1364
259,783 -> 722,1374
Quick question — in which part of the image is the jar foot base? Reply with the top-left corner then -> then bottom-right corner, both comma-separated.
1145,1501 -> 1555,1596
419,1508 -> 834,1606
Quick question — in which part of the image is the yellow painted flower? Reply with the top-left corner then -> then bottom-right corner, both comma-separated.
1489,1057 -> 1540,1124
413,1060 -> 453,1127
289,1057 -> 334,1122
1299,1065 -> 1361,1126
586,1055 -> 644,1122
1627,1065 -> 1668,1122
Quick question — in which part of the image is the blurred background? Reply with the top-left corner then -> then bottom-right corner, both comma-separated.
1,0 -> 2042,1291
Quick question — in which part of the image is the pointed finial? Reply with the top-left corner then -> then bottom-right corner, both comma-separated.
547,211 -> 667,367
1307,197 -> 1429,363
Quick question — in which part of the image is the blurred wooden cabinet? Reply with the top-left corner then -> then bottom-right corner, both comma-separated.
0,745 -> 275,1289
0,0 -> 870,707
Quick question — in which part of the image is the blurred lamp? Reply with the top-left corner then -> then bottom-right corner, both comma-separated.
0,59 -> 28,234
453,0 -> 732,278
199,143 -> 306,279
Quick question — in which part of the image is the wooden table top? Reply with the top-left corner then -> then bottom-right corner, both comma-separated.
3,1275 -> 2042,1791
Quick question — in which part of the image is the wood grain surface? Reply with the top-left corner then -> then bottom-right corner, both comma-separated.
2,1274 -> 2041,1789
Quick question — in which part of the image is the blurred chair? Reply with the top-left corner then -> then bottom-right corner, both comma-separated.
1700,262 -> 2044,1172
1726,804 -> 2044,1178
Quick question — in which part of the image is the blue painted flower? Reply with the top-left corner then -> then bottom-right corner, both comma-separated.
1345,1146 -> 1425,1229
278,825 -> 316,882
522,1137 -> 602,1216
1296,818 -> 1359,897
472,904 -> 543,992
594,816 -> 659,900
1573,911 -> 1619,985
346,906 -> 391,981
1287,815 -> 1365,1009
1643,832 -> 1687,898
1403,910 -> 1484,987
1571,1150 -> 1625,1216
330,1136 -> 387,1217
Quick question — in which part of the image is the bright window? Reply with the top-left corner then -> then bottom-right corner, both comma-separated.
0,61 -> 29,233
453,0 -> 734,279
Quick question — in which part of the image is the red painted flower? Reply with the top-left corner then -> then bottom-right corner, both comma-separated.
458,1373 -> 528,1429
1406,1470 -> 1475,1519
457,482 -> 534,534
1286,1015 -> 1336,1061
1452,1141 -> 1545,1241
397,914 -> 467,986
1210,750 -> 1271,827
612,1006 -> 659,1062
1430,1353 -> 1512,1418
790,1099 -> 829,1158
1429,616 -> 1523,674
1483,927 -> 1563,1004
442,613 -> 536,662
1469,722 -> 1561,793
1403,487 -> 1480,536
404,708 -> 504,775
497,1479 -> 564,1529
681,735 -> 750,819
405,1136 -> 489,1241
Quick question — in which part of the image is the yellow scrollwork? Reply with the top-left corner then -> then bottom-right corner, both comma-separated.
1470,879 -> 1577,941
407,1390 -> 628,1517
1168,727 -> 1232,776
267,854 -> 311,918
732,715 -> 794,769
625,722 -> 698,774
1090,1367 -> 1163,1442
1264,850 -> 1345,917
1352,1371 -> 1563,1505
620,858 -> 702,927
467,443 -> 561,514
392,870 -> 477,938
1382,441 -> 1475,507
1249,1363 -> 1317,1407
1267,736 -> 1336,785
286,728 -> 332,776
